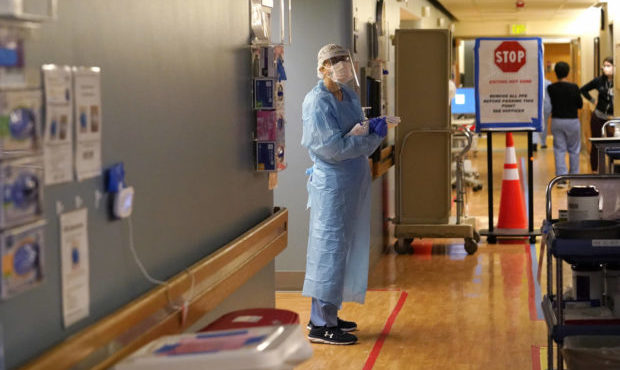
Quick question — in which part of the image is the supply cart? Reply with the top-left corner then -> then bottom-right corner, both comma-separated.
393,29 -> 479,255
542,174 -> 620,370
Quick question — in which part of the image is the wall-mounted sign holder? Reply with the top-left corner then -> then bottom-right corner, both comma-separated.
250,0 -> 291,187
0,0 -> 57,24
250,0 -> 291,46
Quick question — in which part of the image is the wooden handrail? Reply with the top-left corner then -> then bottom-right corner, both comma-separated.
22,208 -> 288,370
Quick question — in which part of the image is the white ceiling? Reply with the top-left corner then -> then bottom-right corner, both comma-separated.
437,0 -> 600,22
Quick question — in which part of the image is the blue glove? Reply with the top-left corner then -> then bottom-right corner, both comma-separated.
368,117 -> 387,137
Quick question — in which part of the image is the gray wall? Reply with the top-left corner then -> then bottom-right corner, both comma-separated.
0,1 -> 275,368
274,0 -> 352,272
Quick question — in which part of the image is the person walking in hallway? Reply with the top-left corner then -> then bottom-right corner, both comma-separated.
581,56 -> 614,172
547,61 -> 583,185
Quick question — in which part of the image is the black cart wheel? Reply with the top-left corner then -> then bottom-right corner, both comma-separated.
464,238 -> 478,255
487,235 -> 497,244
473,230 -> 481,243
394,238 -> 414,255
529,235 -> 537,244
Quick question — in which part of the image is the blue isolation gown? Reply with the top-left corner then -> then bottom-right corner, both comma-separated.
301,80 -> 384,307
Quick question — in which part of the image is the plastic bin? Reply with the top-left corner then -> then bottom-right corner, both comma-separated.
113,324 -> 312,370
562,336 -> 620,370
199,308 -> 299,332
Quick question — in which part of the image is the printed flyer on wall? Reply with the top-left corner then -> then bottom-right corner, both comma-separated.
73,67 -> 102,181
60,208 -> 90,327
42,65 -> 74,185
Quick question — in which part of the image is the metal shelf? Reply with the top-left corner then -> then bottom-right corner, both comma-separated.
550,232 -> 620,265
542,295 -> 620,343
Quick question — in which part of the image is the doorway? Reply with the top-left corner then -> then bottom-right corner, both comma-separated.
543,39 -> 581,84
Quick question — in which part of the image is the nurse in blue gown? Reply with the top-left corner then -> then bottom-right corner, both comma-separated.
302,44 -> 387,345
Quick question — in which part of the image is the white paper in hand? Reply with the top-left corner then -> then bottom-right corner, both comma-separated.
345,121 -> 369,137
386,116 -> 401,125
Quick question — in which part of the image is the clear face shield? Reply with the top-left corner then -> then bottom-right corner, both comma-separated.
324,52 -> 360,90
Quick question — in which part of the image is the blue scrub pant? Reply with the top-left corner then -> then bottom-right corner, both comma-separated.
534,113 -> 550,146
551,118 -> 581,176
541,113 -> 550,146
310,298 -> 338,327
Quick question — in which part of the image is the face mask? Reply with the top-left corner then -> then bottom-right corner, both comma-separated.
330,61 -> 353,83
603,65 -> 613,76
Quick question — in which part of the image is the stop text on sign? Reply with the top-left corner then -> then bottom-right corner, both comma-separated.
496,50 -> 524,64
494,41 -> 526,72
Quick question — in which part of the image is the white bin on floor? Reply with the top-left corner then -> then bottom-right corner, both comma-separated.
562,336 -> 620,370
113,324 -> 312,370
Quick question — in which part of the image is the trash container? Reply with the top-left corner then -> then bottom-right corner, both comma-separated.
199,308 -> 300,332
562,336 -> 620,370
114,324 -> 312,370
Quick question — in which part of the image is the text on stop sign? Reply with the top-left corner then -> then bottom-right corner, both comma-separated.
495,49 -> 525,64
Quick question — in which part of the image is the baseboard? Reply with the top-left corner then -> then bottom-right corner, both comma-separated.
276,271 -> 305,291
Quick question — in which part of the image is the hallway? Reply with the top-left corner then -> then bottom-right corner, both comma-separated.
277,133 -> 587,369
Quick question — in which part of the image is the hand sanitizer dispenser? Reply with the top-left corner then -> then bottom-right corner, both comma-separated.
105,163 -> 134,219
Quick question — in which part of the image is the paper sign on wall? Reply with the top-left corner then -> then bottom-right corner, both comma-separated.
73,67 -> 102,181
42,65 -> 74,185
60,208 -> 90,327
474,37 -> 543,132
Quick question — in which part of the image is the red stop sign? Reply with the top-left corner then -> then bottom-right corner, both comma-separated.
494,41 -> 526,72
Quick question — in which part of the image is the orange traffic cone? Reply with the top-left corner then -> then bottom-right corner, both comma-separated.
497,133 -> 527,230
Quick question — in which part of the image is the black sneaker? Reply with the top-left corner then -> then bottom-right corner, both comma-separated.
306,318 -> 357,332
308,326 -> 357,345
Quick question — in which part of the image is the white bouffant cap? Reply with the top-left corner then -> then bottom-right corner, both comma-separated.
317,43 -> 348,79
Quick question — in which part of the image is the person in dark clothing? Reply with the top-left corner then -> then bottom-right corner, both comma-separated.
547,61 -> 583,183
581,56 -> 614,171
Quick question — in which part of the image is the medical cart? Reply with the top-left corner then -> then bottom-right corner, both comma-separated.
393,29 -> 478,255
542,174 -> 620,370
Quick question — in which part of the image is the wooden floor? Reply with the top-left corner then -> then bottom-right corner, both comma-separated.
276,133 -> 592,369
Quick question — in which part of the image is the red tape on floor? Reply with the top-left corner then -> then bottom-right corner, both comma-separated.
531,345 -> 542,370
362,290 -> 408,370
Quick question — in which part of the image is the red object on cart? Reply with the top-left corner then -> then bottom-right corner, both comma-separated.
199,308 -> 300,332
